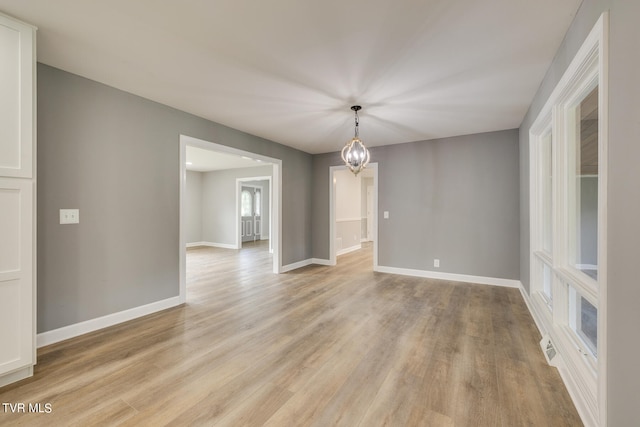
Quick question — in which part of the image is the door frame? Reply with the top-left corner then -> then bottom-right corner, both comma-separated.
366,184 -> 374,242
179,135 -> 282,303
329,163 -> 378,268
237,178 -> 272,251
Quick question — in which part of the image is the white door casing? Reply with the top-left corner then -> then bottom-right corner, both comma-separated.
366,185 -> 374,241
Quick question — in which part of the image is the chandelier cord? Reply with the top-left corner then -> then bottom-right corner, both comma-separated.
354,110 -> 359,138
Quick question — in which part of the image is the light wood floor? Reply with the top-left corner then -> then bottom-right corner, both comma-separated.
0,242 -> 582,426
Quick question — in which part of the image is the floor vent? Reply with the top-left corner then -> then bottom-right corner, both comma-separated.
540,334 -> 562,367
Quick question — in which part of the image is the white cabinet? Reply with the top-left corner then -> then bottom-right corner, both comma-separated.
0,12 -> 36,387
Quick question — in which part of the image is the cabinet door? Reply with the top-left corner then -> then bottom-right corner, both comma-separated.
0,179 -> 34,374
0,12 -> 36,386
0,14 -> 34,178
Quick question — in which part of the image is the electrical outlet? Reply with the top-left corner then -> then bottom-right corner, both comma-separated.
60,209 -> 80,224
434,259 -> 440,268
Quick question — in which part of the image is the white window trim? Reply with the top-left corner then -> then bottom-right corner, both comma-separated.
528,12 -> 608,427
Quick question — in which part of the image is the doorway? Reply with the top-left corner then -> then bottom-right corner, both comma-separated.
237,177 -> 272,252
179,135 -> 282,303
241,184 -> 262,244
329,163 -> 378,268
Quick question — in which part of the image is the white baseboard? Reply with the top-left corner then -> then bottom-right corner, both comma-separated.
186,241 -> 207,248
518,284 -> 597,427
37,296 -> 183,348
281,259 -> 313,273
0,366 -> 33,388
337,244 -> 361,257
281,258 -> 337,272
312,258 -> 335,266
557,363 -> 598,427
374,265 -> 522,288
186,241 -> 237,249
517,284 -> 547,337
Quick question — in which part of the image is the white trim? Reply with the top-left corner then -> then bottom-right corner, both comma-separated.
36,296 -> 183,348
523,281 -> 599,427
179,139 -> 187,304
335,217 -> 362,223
505,279 -> 601,422
575,263 -> 598,271
375,265 -> 521,288
281,259 -> 313,273
311,258 -> 335,266
337,244 -> 361,257
186,242 -> 206,248
558,364 -> 599,427
0,366 -> 33,388
186,241 -> 237,249
524,285 -> 599,427
597,12 -> 609,427
518,286 -> 547,338
281,257 -> 342,272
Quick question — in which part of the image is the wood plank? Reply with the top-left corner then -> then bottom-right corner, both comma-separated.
0,242 -> 583,426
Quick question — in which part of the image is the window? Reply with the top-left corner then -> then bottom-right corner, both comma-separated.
254,189 -> 261,216
540,130 -> 553,255
528,13 -> 607,426
569,285 -> 598,359
241,189 -> 253,216
567,86 -> 599,281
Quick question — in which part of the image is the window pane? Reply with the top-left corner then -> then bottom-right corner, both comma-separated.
255,190 -> 261,216
569,286 -> 598,357
541,131 -> 553,254
568,86 -> 598,280
241,190 -> 253,216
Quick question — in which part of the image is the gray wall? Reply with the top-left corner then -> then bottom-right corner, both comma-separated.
201,166 -> 272,246
185,170 -> 203,243
313,129 -> 520,280
37,64 -> 312,332
518,0 -> 640,423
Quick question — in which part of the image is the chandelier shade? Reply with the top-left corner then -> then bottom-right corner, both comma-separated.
341,105 -> 371,176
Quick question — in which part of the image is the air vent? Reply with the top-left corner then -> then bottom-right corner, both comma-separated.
540,334 -> 562,367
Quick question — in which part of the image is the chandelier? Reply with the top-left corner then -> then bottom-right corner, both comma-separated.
341,105 -> 371,176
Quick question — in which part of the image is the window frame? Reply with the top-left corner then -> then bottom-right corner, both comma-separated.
528,12 -> 608,427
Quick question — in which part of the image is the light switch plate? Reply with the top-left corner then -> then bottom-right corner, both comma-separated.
383,211 -> 389,219
60,209 -> 79,224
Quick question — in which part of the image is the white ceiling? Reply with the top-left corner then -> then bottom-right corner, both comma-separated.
0,0 -> 582,154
